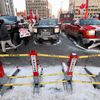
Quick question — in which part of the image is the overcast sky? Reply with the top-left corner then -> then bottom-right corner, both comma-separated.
13,0 -> 69,16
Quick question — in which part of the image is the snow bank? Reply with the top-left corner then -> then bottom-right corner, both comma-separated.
1,65 -> 100,100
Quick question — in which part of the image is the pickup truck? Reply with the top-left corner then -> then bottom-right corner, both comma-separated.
66,18 -> 100,47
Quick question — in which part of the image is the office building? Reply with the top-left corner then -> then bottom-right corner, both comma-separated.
69,0 -> 100,18
0,0 -> 14,15
26,0 -> 49,18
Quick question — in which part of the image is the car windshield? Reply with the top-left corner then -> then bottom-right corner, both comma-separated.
63,20 -> 72,23
39,19 -> 57,25
80,19 -> 100,25
0,17 -> 14,24
1,16 -> 17,22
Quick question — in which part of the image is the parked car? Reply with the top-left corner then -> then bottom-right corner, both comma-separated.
1,15 -> 17,22
66,18 -> 100,47
1,15 -> 26,23
33,18 -> 60,44
61,20 -> 72,32
0,17 -> 15,31
59,12 -> 74,32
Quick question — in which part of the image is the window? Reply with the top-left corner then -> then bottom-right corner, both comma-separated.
91,9 -> 94,11
94,9 -> 97,11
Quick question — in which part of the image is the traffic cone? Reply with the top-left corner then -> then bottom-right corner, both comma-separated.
0,61 -> 9,85
0,61 -> 5,78
0,61 -> 9,96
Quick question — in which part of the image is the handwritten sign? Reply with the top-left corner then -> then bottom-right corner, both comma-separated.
19,28 -> 31,38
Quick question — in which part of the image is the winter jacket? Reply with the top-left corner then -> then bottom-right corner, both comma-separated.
0,23 -> 10,41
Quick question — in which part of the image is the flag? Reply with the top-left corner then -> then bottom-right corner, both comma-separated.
80,3 -> 86,9
29,8 -> 35,22
79,0 -> 88,18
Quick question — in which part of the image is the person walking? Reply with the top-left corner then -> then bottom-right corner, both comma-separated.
13,21 -> 21,45
0,19 -> 16,53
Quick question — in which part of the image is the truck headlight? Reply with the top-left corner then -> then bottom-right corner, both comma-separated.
87,30 -> 95,35
55,28 -> 59,33
33,28 -> 37,33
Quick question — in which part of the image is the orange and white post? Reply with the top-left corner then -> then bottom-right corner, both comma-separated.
67,53 -> 78,77
62,53 -> 78,91
30,50 -> 40,89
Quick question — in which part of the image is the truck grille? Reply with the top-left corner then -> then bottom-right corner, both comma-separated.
38,28 -> 54,35
95,31 -> 100,37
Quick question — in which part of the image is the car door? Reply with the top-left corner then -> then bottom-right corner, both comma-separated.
69,19 -> 80,37
67,20 -> 76,36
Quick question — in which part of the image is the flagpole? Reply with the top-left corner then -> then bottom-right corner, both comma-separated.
85,0 -> 88,18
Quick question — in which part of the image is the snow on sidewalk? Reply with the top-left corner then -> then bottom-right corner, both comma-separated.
0,65 -> 100,100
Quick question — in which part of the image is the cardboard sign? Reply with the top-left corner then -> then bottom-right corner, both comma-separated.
19,28 -> 31,38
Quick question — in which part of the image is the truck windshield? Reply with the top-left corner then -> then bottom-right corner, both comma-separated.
39,19 -> 57,25
80,19 -> 100,25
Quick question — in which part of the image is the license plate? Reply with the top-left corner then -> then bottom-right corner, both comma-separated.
43,37 -> 48,40
41,32 -> 50,36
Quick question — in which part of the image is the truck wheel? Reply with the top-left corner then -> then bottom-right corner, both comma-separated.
77,34 -> 84,46
37,38 -> 43,44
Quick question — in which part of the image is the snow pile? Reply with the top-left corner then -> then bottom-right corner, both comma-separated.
1,65 -> 100,100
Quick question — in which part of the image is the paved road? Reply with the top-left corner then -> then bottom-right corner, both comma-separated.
0,33 -> 100,67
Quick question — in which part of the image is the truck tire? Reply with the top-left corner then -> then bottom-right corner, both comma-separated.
77,34 -> 84,46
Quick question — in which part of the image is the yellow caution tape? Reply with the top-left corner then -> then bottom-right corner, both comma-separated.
73,80 -> 100,85
8,76 -> 30,79
40,80 -> 65,85
0,54 -> 28,57
79,56 -> 89,59
8,72 -> 96,79
0,53 -> 69,58
74,73 -> 96,77
38,53 -> 69,58
0,53 -> 100,58
42,72 -> 63,77
2,80 -> 100,87
8,73 -> 63,79
79,54 -> 100,59
42,72 -> 96,77
3,83 -> 33,86
40,80 -> 96,85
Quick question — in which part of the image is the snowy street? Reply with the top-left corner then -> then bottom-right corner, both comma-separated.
0,33 -> 100,100
0,65 -> 100,100
0,0 -> 100,99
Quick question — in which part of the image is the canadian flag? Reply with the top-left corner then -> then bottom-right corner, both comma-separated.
79,0 -> 88,18
29,8 -> 36,22
80,0 -> 87,9
80,3 -> 86,9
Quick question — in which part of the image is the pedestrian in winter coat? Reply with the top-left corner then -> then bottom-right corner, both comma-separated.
13,21 -> 21,45
0,19 -> 16,53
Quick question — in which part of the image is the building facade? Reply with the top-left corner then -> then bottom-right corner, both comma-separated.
0,0 -> 14,15
26,0 -> 49,18
69,0 -> 100,18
